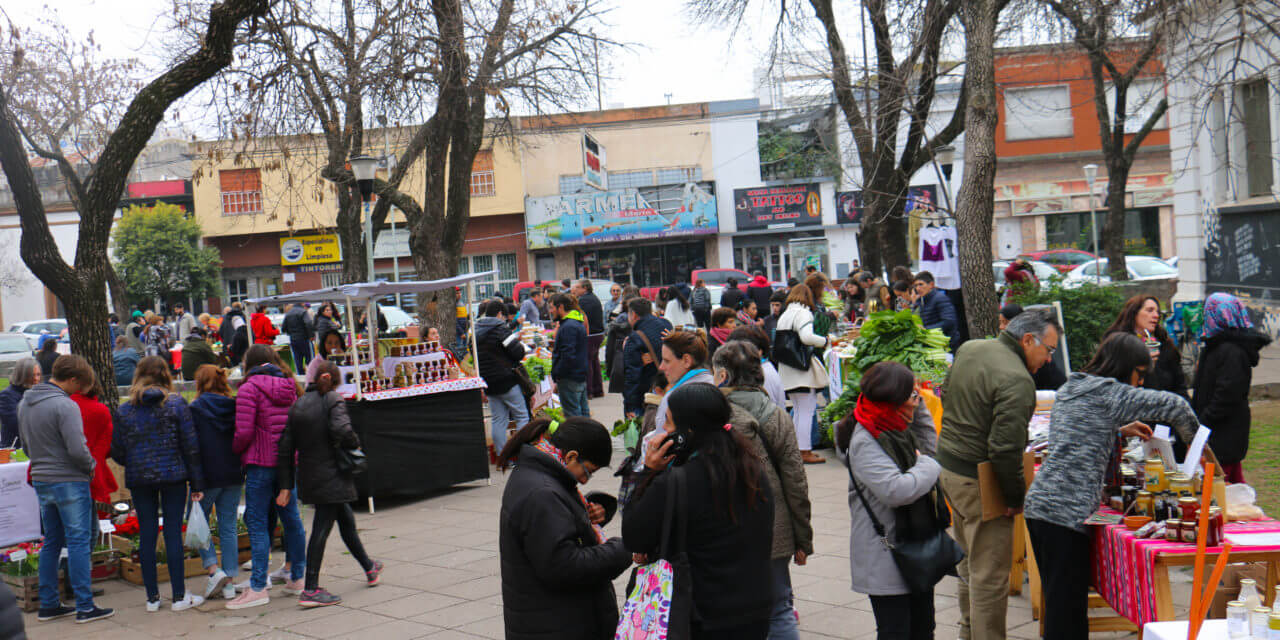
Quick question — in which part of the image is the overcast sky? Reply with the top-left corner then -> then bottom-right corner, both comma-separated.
8,0 -> 784,125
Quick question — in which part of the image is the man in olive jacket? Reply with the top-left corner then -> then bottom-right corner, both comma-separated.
937,309 -> 1058,640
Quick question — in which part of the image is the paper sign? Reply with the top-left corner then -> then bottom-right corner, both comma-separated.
1180,425 -> 1212,478
539,379 -> 552,394
1143,425 -> 1178,470
9,550 -> 26,561
1153,425 -> 1171,441
98,520 -> 116,534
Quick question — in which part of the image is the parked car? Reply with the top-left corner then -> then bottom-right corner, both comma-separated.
511,279 -> 614,302
993,259 -> 1060,294
1062,256 -> 1179,288
0,333 -> 33,379
1018,249 -> 1097,274
8,319 -> 67,343
639,268 -> 785,303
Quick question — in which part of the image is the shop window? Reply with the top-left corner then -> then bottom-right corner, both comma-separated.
321,272 -> 343,288
1044,208 -> 1160,256
1105,77 -> 1167,134
574,242 -> 706,288
219,168 -> 263,215
1242,79 -> 1274,197
559,167 -> 704,195
1004,85 -> 1072,140
459,253 -> 518,300
560,174 -> 585,194
226,279 -> 249,304
470,151 -> 496,197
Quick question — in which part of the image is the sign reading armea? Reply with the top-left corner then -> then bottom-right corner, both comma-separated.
525,185 -> 718,249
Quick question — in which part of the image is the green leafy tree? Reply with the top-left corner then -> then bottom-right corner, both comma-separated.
111,202 -> 221,307
1011,280 -> 1126,370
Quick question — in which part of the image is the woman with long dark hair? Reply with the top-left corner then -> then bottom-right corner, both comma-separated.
665,285 -> 696,328
1024,332 -> 1197,640
313,302 -> 342,341
498,416 -> 630,639
623,382 -> 774,639
36,338 -> 59,383
1103,295 -> 1187,400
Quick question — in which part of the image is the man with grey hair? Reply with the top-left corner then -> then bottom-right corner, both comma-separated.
0,357 -> 40,447
937,309 -> 1059,640
571,279 -> 606,398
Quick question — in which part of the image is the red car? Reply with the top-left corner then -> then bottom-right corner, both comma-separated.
1018,249 -> 1097,274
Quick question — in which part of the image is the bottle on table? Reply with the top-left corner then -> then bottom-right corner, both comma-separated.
1241,579 -> 1262,611
1250,605 -> 1270,639
1229,601 -> 1249,638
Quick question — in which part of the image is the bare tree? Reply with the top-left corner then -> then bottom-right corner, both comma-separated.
0,0 -> 272,404
1040,1 -> 1168,281
692,0 -> 966,277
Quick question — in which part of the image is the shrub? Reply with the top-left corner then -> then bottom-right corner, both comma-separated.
1010,281 -> 1126,370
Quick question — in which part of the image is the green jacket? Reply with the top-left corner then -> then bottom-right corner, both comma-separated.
181,338 -> 219,382
936,332 -> 1037,509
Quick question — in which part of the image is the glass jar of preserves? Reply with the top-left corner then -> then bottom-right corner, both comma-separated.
1122,486 -> 1139,513
1209,507 -> 1225,547
1145,458 -> 1168,492
1170,473 -> 1194,498
1136,491 -> 1155,518
1251,607 -> 1271,640
1229,601 -> 1249,638
1180,497 -> 1200,523
1165,519 -> 1182,541
1181,519 -> 1197,544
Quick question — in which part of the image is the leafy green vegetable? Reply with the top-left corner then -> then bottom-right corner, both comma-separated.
849,309 -> 950,386
523,356 -> 552,384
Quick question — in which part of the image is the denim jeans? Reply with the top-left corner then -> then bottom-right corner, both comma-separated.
290,339 -> 313,375
488,386 -> 529,451
198,485 -> 243,579
244,465 -> 306,591
33,481 -> 94,611
769,557 -> 800,639
132,483 -> 190,601
557,378 -> 590,417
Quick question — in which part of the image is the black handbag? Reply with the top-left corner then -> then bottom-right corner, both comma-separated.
844,451 -> 964,594
772,328 -> 812,371
334,445 -> 367,476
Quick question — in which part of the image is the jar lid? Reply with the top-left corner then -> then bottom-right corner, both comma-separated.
1242,579 -> 1257,586
1138,490 -> 1153,497
1229,601 -> 1245,608
1255,607 -> 1272,614
1179,497 -> 1198,504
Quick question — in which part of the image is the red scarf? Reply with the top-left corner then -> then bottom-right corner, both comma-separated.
853,394 -> 909,439
710,326 -> 734,345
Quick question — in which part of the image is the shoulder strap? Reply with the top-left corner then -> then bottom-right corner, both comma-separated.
634,326 -> 659,363
844,444 -> 892,547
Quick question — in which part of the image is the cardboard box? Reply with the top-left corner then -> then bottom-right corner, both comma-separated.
1209,563 -> 1268,619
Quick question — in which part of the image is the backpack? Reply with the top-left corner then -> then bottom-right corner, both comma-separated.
691,287 -> 711,312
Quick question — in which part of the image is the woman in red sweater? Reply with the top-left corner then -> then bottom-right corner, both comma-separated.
72,379 -> 118,504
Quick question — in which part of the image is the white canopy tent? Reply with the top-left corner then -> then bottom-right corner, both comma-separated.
248,271 -> 498,401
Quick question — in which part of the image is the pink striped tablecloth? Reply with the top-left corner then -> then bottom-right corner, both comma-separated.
1091,514 -> 1280,625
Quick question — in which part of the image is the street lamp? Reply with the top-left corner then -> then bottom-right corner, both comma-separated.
1082,163 -> 1101,284
377,114 -> 401,307
350,154 -> 378,283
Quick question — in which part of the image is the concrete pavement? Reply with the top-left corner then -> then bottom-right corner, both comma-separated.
20,393 -> 1146,639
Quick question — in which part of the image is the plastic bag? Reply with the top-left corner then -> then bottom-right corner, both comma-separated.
185,502 -> 211,550
1225,483 -> 1266,521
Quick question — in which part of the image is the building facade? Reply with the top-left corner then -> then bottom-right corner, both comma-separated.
1166,2 -> 1280,328
993,42 -> 1174,262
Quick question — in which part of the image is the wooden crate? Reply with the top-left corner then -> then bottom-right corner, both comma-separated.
90,550 -> 120,583
119,556 -> 205,585
3,573 -> 63,613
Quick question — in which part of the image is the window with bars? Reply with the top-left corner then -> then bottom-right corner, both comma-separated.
470,151 -> 496,197
558,166 -> 704,194
321,273 -> 343,288
226,279 -> 249,304
219,168 -> 264,215
457,253 -> 519,302
637,182 -> 715,216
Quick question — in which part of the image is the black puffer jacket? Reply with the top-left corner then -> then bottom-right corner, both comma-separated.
1193,328 -> 1273,465
476,317 -> 526,395
500,445 -> 631,640
277,388 -> 359,504
1107,329 -> 1188,400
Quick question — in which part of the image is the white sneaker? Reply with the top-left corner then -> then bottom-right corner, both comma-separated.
221,585 -> 236,600
240,560 -> 252,571
172,592 -> 204,612
145,599 -> 161,613
204,570 -> 230,599
268,564 -> 289,583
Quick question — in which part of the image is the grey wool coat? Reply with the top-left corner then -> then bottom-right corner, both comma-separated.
726,388 -> 814,559
837,403 -> 941,596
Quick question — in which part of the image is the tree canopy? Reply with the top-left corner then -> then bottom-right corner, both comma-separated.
111,202 -> 222,307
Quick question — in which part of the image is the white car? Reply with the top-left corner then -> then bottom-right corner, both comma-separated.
993,260 -> 1060,293
1063,256 -> 1179,288
8,319 -> 67,345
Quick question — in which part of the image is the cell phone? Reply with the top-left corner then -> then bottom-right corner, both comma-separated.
660,430 -> 692,463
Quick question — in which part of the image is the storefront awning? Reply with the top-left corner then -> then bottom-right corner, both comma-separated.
246,271 -> 499,305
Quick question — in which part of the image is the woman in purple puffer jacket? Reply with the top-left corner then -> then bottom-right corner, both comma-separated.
228,345 -> 305,610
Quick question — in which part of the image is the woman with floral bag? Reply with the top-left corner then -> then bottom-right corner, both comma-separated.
497,416 -> 630,639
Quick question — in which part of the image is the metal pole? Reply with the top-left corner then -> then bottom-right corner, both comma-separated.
383,130 -> 401,308
346,294 -> 362,401
1088,180 -> 1100,284
363,199 -> 374,283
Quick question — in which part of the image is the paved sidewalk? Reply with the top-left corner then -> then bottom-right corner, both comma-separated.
21,394 -> 1109,639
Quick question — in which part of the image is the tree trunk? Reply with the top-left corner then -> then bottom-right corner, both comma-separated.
955,0 -> 1001,341
106,262 -> 131,321
1102,161 -> 1130,281
336,187 -> 369,284
859,215 -> 885,278
65,285 -> 116,403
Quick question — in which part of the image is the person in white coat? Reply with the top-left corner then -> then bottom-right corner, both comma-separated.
774,284 -> 829,464
663,286 -> 697,329
836,361 -> 943,640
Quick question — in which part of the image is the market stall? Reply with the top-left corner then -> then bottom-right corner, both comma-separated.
248,273 -> 497,502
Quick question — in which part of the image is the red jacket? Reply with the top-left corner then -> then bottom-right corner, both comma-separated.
71,393 -> 117,503
250,313 -> 279,345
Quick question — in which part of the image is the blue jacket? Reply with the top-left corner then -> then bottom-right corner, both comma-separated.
622,314 -> 671,414
189,393 -> 243,490
111,388 -> 204,490
551,311 -> 589,383
917,289 -> 958,347
0,384 -> 26,448
113,347 -> 140,387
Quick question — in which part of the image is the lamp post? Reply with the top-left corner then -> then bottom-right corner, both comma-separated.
1082,163 -> 1100,284
350,154 -> 378,283
376,115 -> 401,307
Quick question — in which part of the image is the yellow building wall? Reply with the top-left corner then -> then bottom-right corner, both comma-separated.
191,129 -> 524,238
518,119 -> 714,197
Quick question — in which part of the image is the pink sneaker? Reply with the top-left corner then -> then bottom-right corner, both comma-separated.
226,588 -> 269,610
282,579 -> 305,596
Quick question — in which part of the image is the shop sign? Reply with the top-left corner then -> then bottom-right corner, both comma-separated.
524,184 -> 718,249
733,183 -> 822,230
582,132 -> 607,190
836,190 -> 863,225
373,227 -> 411,259
999,173 -> 1172,215
280,234 -> 342,266
835,186 -> 939,224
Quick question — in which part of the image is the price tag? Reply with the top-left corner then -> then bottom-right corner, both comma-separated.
99,520 -> 116,534
9,550 -> 26,562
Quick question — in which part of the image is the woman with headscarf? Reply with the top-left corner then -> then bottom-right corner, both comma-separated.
1192,293 -> 1273,483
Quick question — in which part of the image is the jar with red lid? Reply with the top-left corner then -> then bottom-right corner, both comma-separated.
1209,507 -> 1225,547
1179,497 -> 1200,523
